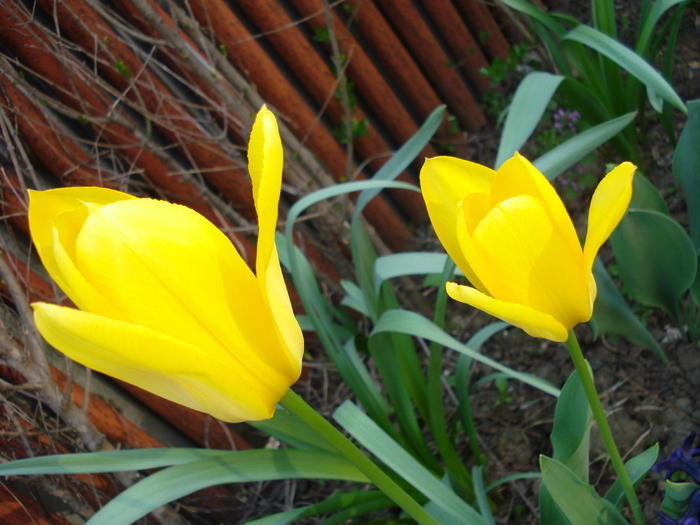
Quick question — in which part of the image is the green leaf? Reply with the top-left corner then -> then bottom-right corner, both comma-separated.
496,72 -> 565,169
610,209 -> 697,322
340,279 -> 371,316
534,112 -> 636,180
333,401 -> 485,525
589,259 -> 666,361
540,370 -> 593,525
250,408 -> 337,454
539,456 -> 630,525
484,472 -> 541,492
0,448 -> 227,475
499,0 -> 567,37
659,480 -> 700,518
373,252 -> 463,293
604,444 -> 659,507
673,99 -> 700,249
630,171 -> 670,214
636,0 -> 687,56
550,371 -> 593,479
277,233 -> 394,433
246,490 -> 391,525
563,25 -> 686,113
87,450 -> 367,525
372,310 -> 560,397
353,106 -> 445,218
472,465 -> 496,524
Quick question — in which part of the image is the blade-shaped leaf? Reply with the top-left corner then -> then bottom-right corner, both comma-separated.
496,72 -> 565,169
539,456 -> 630,525
605,444 -> 659,507
333,401 -> 485,525
373,252 -> 464,293
87,450 -> 367,525
563,25 -> 686,113
372,310 -> 560,397
540,369 -> 593,525
534,112 -> 637,180
590,259 -> 666,361
673,99 -> 700,248
610,209 -> 697,321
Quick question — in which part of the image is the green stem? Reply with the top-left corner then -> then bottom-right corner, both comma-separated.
279,389 -> 440,525
565,330 -> 645,525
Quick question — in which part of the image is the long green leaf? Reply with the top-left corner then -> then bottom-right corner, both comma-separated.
534,112 -> 636,180
604,444 -> 659,507
539,457 -> 630,525
610,209 -> 697,322
0,448 -> 228,475
563,25 -> 686,113
250,408 -> 337,454
87,450 -> 367,525
246,490 -> 391,525
673,99 -> 700,248
496,72 -> 565,169
589,259 -> 666,361
499,0 -> 567,37
373,252 -> 463,293
333,401 -> 485,525
277,233 -> 394,433
636,0 -> 687,55
353,105 -> 445,218
540,370 -> 593,525
372,310 -> 560,397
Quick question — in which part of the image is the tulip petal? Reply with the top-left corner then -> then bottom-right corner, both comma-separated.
74,198 -> 297,393
420,156 -> 493,289
458,194 -> 589,327
33,302 -> 279,422
446,282 -> 568,342
494,153 -> 582,259
248,106 -> 304,367
28,188 -> 136,300
583,162 -> 636,274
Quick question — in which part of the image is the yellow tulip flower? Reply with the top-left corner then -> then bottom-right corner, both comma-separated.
29,106 -> 303,422
421,152 -> 635,342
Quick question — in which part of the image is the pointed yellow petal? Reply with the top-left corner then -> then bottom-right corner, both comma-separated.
446,282 -> 568,342
583,162 -> 636,274
75,198 -> 299,390
28,187 -> 135,299
494,153 -> 582,259
459,194 -> 589,327
248,106 -> 304,367
420,156 -> 493,289
33,303 -> 282,422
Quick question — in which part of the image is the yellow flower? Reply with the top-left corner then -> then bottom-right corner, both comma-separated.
28,106 -> 303,422
421,152 -> 635,342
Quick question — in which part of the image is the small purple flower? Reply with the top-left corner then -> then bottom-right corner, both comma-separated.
653,433 -> 700,483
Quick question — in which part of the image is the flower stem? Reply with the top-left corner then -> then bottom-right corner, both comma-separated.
565,330 -> 645,525
279,389 -> 439,525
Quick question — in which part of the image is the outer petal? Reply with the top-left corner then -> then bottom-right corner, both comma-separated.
420,156 -> 493,289
75,198 -> 297,395
458,195 -> 589,328
583,162 -> 636,274
446,282 -> 568,342
33,303 -> 278,422
28,187 -> 136,300
248,106 -> 304,369
494,153 -> 582,260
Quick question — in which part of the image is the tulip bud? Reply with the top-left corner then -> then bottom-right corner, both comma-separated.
421,152 -> 634,342
29,106 -> 303,422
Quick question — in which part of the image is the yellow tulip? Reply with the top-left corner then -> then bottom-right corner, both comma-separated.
421,152 -> 635,342
29,106 -> 303,422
